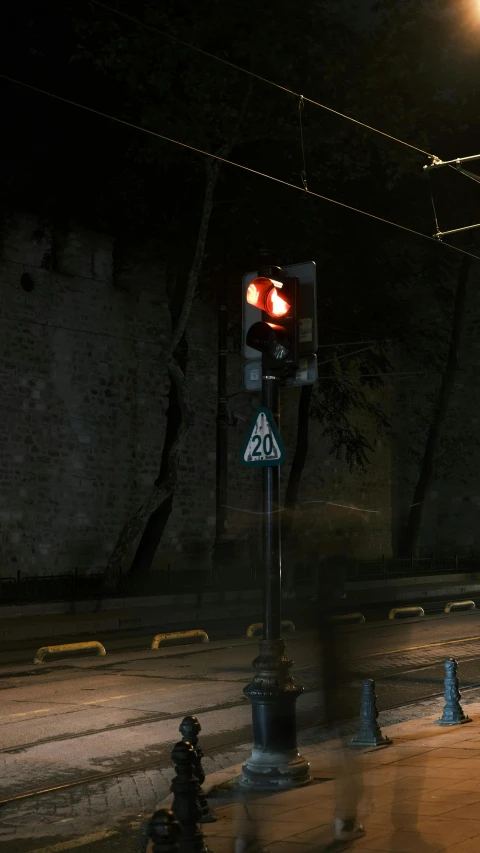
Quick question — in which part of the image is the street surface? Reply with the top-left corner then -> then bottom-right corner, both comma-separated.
2,611 -> 480,851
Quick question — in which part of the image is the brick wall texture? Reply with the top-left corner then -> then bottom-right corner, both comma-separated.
0,213 -> 392,578
391,256 -> 480,557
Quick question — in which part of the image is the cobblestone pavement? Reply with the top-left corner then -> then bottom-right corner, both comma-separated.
4,686 -> 480,851
5,690 -> 480,853
2,615 -> 480,849
350,640 -> 480,675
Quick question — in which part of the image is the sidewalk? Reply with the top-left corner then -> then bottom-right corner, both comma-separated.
164,700 -> 480,853
3,693 -> 480,851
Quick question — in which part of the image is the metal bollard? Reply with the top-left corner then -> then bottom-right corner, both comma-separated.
436,658 -> 472,726
180,716 -> 216,823
170,741 -> 208,853
245,620 -> 295,638
388,605 -> 424,620
444,600 -> 476,613
350,679 -> 392,748
146,809 -> 181,853
329,612 -> 365,625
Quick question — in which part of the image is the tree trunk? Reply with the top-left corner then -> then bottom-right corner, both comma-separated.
282,384 -> 313,590
104,83 -> 254,584
128,494 -> 174,577
104,159 -> 224,583
400,255 -> 471,558
129,284 -> 189,578
128,339 -> 186,577
105,356 -> 192,583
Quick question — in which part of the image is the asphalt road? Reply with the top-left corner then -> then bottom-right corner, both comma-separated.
2,610 -> 480,851
0,593 -> 467,668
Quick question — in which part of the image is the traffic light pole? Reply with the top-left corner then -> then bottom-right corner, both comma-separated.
241,369 -> 311,791
215,303 -> 228,541
263,375 -> 281,642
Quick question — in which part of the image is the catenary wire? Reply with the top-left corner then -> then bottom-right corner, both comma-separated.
318,371 -> 424,379
86,0 -> 433,159
221,500 -> 380,515
427,173 -> 441,236
2,73 -> 480,267
316,342 -> 385,368
448,163 -> 480,185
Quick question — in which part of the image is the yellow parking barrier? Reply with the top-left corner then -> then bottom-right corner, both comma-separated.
33,641 -> 106,664
150,630 -> 209,650
245,620 -> 296,638
329,612 -> 366,624
388,605 -> 425,620
445,600 -> 476,613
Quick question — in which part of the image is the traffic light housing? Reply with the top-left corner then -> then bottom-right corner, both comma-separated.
242,261 -> 317,390
243,269 -> 299,377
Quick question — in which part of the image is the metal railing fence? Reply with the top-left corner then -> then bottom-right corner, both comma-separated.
1,555 -> 478,605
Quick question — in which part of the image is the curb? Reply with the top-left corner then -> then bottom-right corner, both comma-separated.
5,693 -> 480,846
157,762 -> 244,811
1,577 -> 479,645
156,697 -> 480,814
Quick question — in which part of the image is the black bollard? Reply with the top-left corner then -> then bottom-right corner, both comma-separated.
147,809 -> 181,853
180,716 -> 216,823
436,658 -> 472,726
350,679 -> 392,748
171,740 -> 208,853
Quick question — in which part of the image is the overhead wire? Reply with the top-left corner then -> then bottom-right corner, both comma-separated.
429,163 -> 480,240
89,0 -> 466,246
318,371 -> 424,380
2,72 -> 480,266
316,343 -> 382,368
86,0 -> 434,159
427,172 -> 441,237
448,164 -> 480,185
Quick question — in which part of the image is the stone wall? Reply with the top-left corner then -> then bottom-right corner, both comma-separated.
225,371 -> 393,570
391,258 -> 480,556
0,212 -> 392,579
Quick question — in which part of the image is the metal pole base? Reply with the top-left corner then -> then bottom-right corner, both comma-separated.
436,717 -> 472,727
240,639 -> 311,791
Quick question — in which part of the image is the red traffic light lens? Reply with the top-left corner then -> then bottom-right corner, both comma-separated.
265,286 -> 290,318
246,276 -> 291,317
246,282 -> 261,306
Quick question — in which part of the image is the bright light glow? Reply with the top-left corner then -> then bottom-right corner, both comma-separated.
246,282 -> 260,306
265,286 -> 290,317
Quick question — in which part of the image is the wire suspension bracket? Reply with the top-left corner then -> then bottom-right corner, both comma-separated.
2,73 -> 480,264
424,153 -> 480,240
298,95 -> 308,191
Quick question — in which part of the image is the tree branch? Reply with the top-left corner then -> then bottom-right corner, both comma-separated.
105,80 -> 255,581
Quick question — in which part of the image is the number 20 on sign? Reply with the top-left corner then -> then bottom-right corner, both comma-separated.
241,407 -> 285,467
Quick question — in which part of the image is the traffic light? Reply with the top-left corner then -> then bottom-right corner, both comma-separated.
243,268 -> 299,377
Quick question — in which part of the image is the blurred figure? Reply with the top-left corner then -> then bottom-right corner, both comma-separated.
316,558 -> 365,842
233,794 -> 261,853
311,553 -> 348,603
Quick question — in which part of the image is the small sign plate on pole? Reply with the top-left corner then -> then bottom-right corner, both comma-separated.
241,407 -> 285,467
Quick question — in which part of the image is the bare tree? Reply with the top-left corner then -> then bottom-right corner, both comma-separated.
400,255 -> 472,557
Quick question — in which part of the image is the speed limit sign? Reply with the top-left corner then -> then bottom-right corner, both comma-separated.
241,407 -> 285,467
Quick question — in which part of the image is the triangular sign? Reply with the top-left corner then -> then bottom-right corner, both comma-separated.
241,407 -> 285,467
